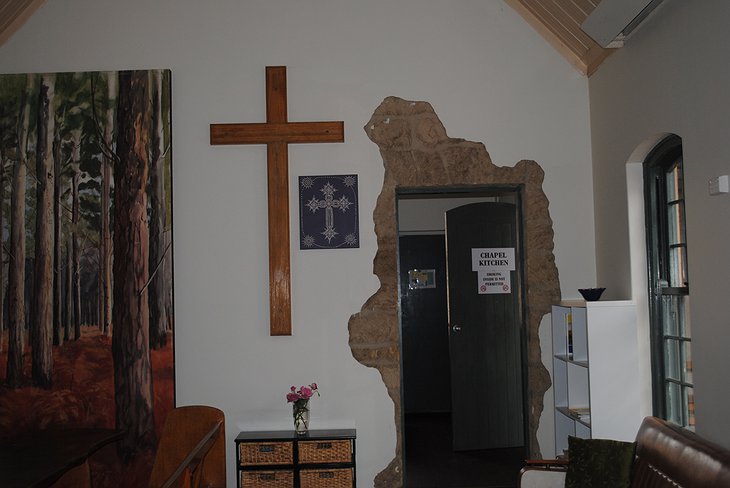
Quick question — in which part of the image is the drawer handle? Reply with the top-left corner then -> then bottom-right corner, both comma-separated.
260,473 -> 276,480
258,445 -> 275,453
316,442 -> 332,449
319,472 -> 335,479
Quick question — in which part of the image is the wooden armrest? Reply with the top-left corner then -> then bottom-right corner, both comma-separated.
524,458 -> 569,469
159,420 -> 223,488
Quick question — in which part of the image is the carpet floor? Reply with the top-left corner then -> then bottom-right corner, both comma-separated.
404,413 -> 526,488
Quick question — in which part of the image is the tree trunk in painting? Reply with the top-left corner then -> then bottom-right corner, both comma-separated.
149,69 -> 167,350
165,231 -> 174,332
52,134 -> 63,346
112,70 -> 155,454
65,239 -> 73,341
6,75 -> 33,389
31,73 -> 56,389
100,73 -> 115,336
71,130 -> 81,340
97,269 -> 103,332
0,150 -> 5,353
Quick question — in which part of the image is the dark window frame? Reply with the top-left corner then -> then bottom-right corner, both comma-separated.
643,135 -> 693,426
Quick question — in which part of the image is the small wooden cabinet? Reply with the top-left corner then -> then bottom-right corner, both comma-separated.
235,429 -> 356,488
551,301 -> 642,455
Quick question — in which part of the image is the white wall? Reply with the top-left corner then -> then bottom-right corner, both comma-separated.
0,0 -> 594,483
398,197 -> 499,235
589,0 -> 730,448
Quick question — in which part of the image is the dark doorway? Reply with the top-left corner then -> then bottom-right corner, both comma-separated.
399,234 -> 451,415
397,191 -> 527,488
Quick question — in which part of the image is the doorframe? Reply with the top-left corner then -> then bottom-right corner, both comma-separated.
395,186 -> 530,478
348,96 -> 561,487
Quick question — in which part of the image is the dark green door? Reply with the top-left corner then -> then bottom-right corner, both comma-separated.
446,202 -> 524,450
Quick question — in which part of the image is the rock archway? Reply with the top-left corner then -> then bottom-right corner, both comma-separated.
348,97 -> 560,487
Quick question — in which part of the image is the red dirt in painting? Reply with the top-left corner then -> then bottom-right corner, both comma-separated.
0,326 -> 174,487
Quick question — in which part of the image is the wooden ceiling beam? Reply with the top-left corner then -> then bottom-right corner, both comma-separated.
505,0 -> 614,76
571,0 -> 601,17
522,0 -> 591,53
0,0 -> 46,47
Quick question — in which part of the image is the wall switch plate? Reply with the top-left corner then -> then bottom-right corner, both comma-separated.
709,175 -> 729,195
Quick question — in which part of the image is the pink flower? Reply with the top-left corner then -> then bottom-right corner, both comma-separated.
286,392 -> 300,402
285,383 -> 320,403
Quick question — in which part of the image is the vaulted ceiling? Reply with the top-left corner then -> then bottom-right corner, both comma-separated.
504,0 -> 613,76
0,0 -> 45,47
0,0 -> 611,76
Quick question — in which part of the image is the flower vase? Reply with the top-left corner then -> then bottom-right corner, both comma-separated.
293,400 -> 310,434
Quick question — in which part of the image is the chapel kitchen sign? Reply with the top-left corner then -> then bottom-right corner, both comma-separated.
471,248 -> 515,294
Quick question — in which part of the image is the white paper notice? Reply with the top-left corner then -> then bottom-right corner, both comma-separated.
471,248 -> 515,294
477,270 -> 511,294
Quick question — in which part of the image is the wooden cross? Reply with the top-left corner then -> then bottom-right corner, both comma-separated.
210,66 -> 344,336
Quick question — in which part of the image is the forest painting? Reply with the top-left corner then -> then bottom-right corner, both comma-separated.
0,70 -> 174,486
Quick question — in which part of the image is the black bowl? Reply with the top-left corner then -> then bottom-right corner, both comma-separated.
578,288 -> 605,301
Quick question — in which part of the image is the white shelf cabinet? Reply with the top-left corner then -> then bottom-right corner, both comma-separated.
551,300 -> 642,455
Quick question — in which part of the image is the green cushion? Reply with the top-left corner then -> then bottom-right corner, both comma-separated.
565,436 -> 636,488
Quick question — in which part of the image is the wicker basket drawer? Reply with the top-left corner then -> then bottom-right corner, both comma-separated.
239,441 -> 294,465
299,468 -> 353,488
241,470 -> 294,488
298,439 -> 352,464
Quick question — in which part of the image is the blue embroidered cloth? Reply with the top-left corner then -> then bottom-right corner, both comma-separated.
299,175 -> 359,249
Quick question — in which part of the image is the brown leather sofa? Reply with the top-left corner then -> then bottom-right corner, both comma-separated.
520,416 -> 730,487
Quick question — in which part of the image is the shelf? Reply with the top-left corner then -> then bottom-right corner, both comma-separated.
554,354 -> 588,367
559,299 -> 636,309
556,406 -> 591,428
551,301 -> 642,455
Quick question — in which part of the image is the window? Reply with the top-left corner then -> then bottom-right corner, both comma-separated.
644,135 -> 694,428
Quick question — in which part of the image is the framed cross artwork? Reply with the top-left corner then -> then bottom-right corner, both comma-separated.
299,175 -> 359,250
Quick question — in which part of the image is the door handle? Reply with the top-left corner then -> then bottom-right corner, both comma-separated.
451,324 -> 462,332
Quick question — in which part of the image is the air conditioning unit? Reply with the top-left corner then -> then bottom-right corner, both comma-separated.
581,0 -> 666,48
